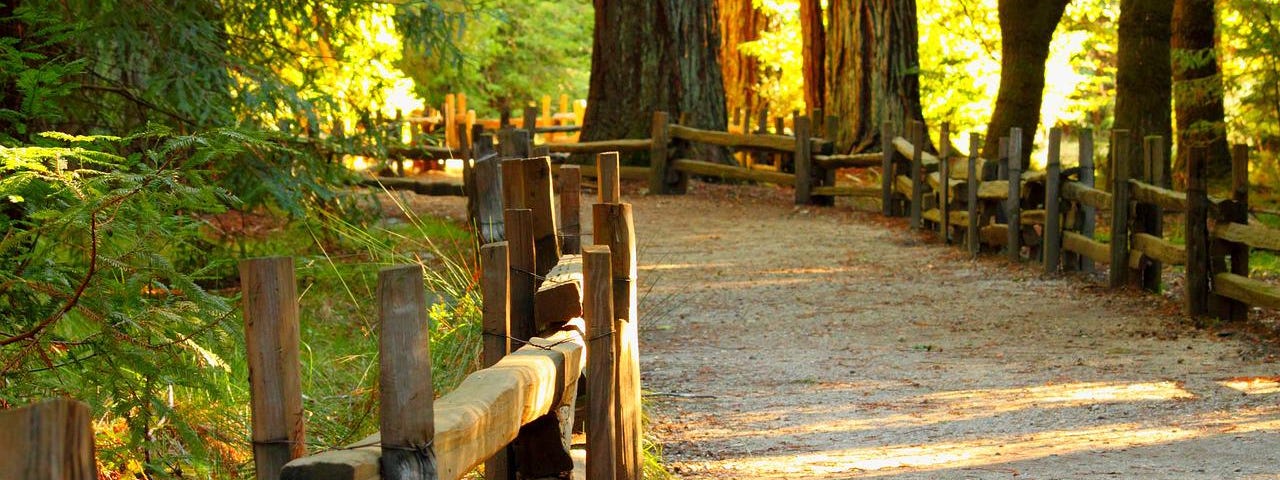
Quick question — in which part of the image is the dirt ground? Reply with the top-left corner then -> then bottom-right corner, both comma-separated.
393,180 -> 1280,479
628,182 -> 1280,479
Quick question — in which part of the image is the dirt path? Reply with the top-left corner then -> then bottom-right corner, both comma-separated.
631,182 -> 1280,479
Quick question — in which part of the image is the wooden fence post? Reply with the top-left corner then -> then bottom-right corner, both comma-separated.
594,203 -> 640,480
1109,130 -> 1132,288
1067,129 -> 1096,272
598,152 -> 621,204
649,112 -> 677,194
480,243 -> 513,480
1229,144 -> 1251,320
1007,128 -> 1023,262
0,399 -> 96,480
1044,128 -> 1063,273
523,106 -> 539,145
1186,146 -> 1210,316
558,166 -> 583,255
239,257 -> 306,480
1138,136 -> 1165,292
378,264 -> 437,480
794,116 -> 814,205
582,245 -> 617,480
523,157 -> 561,276
910,121 -> 925,229
501,159 -> 526,212
939,122 -> 951,243
504,209 -> 537,340
881,121 -> 895,217
967,133 -> 981,257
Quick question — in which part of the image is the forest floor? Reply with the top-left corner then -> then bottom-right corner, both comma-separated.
630,181 -> 1280,479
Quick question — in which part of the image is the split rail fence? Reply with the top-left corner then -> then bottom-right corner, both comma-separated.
447,110 -> 1280,322
3,153 -> 644,480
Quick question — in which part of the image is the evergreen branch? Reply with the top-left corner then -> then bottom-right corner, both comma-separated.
0,214 -> 97,347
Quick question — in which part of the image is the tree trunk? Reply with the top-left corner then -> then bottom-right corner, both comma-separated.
1171,0 -> 1230,184
718,0 -> 764,116
1114,0 -> 1174,183
982,0 -> 1071,169
825,0 -> 927,154
583,0 -> 729,164
800,0 -> 825,114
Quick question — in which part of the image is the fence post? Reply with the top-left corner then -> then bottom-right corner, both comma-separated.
794,116 -> 814,205
1109,130 -> 1132,288
239,257 -> 305,480
582,245 -> 617,480
0,399 -> 96,480
504,209 -> 537,340
1067,129 -> 1096,272
501,159 -> 526,213
1229,144 -> 1251,320
939,122 -> 951,243
598,152 -> 621,204
522,157 -> 561,276
1007,128 -> 1023,262
558,166 -> 583,255
593,202 -> 640,480
523,106 -> 539,145
480,243 -> 513,480
1137,136 -> 1165,292
1186,146 -> 1210,317
967,133 -> 981,257
649,112 -> 678,194
377,264 -> 437,480
1045,128 -> 1063,273
881,121 -> 895,217
910,121 -> 925,229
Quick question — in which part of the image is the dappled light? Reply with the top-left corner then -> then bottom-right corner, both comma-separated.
692,406 -> 1280,476
1219,376 -> 1280,395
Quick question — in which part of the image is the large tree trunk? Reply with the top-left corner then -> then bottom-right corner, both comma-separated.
1113,0 -> 1174,182
583,0 -> 728,164
1171,0 -> 1230,184
825,0 -> 926,154
982,0 -> 1070,169
800,0 -> 825,114
718,0 -> 764,116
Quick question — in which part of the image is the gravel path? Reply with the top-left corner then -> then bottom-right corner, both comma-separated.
632,182 -> 1280,479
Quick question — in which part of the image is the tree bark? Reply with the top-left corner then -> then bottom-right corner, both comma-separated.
1114,0 -> 1174,183
982,0 -> 1071,169
825,0 -> 927,154
1171,0 -> 1230,184
800,0 -> 825,114
718,0 -> 764,116
583,0 -> 729,164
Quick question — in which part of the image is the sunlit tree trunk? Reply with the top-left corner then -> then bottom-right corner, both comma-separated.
1114,0 -> 1174,182
583,0 -> 728,163
718,0 -> 764,115
800,0 -> 825,114
982,0 -> 1070,168
825,0 -> 927,154
1172,0 -> 1230,183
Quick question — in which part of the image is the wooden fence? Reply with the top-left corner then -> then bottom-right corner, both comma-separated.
270,150 -> 644,479
4,152 -> 643,480
450,110 -> 1280,322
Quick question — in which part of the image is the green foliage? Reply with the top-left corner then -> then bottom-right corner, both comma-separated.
403,0 -> 593,116
0,127 -> 258,476
1221,0 -> 1280,183
737,0 -> 806,114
